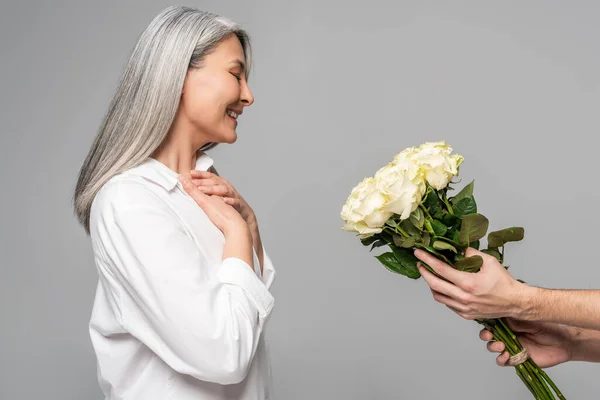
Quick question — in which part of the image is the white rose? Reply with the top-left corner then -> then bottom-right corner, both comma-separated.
411,141 -> 464,190
374,161 -> 427,220
341,177 -> 393,235
392,146 -> 418,168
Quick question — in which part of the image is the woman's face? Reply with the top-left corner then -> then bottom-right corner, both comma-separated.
179,34 -> 254,146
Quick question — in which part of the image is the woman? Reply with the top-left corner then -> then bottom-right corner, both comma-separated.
73,6 -> 275,400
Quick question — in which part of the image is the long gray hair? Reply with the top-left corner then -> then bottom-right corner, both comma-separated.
73,6 -> 252,233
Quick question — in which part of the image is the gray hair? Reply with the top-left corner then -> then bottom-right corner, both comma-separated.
73,6 -> 252,233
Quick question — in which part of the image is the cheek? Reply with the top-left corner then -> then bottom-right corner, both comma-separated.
182,89 -> 219,124
183,79 -> 238,120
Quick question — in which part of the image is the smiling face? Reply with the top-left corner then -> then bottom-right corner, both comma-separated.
179,33 -> 254,147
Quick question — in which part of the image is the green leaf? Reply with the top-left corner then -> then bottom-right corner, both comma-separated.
488,227 -> 525,248
409,208 -> 425,230
443,212 -> 459,226
385,219 -> 398,229
481,248 -> 502,262
360,235 -> 379,246
455,255 -> 483,272
433,236 -> 467,251
450,180 -> 474,205
400,219 -> 421,236
431,220 -> 448,236
391,246 -> 421,279
459,213 -> 489,244
452,229 -> 461,243
375,252 -> 406,275
422,231 -> 431,246
432,240 -> 458,253
419,244 -> 453,265
380,230 -> 394,244
453,197 -> 477,218
393,234 -> 419,249
369,239 -> 387,252
469,240 -> 480,250
424,190 -> 444,219
375,249 -> 421,279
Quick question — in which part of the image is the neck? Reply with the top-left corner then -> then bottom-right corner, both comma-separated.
152,116 -> 209,178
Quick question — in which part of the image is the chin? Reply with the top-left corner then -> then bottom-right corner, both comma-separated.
222,131 -> 238,144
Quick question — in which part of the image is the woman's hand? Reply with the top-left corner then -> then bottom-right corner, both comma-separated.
189,170 -> 256,225
178,175 -> 247,236
187,169 -> 265,274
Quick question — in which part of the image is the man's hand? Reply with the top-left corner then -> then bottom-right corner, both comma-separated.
414,248 -> 527,320
480,318 -> 573,368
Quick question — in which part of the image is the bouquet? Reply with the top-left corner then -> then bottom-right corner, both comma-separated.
340,141 -> 565,399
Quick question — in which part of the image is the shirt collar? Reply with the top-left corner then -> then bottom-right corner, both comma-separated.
127,152 -> 215,191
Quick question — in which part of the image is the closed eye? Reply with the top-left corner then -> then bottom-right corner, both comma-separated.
230,72 -> 241,81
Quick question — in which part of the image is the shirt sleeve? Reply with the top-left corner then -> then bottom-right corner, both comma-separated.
260,246 -> 276,289
91,185 -> 275,385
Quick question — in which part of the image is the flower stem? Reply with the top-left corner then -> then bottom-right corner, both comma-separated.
479,318 -> 565,399
419,204 -> 432,220
440,191 -> 454,215
397,226 -> 410,237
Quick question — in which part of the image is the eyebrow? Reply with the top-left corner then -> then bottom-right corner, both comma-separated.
230,59 -> 246,71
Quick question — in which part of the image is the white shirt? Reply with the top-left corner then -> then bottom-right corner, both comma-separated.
88,152 -> 276,400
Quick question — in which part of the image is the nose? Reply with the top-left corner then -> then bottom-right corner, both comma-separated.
240,80 -> 254,107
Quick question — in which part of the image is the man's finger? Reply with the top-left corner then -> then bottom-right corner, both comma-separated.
418,264 -> 466,300
479,328 -> 494,341
496,351 -> 510,367
430,291 -> 468,313
487,341 -> 505,353
414,249 -> 469,285
465,247 -> 488,259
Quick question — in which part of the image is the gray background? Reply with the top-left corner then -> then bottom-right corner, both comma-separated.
2,0 -> 599,399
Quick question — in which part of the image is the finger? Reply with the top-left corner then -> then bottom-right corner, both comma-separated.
190,170 -> 216,178
443,304 -> 477,320
414,249 -> 471,285
418,263 -> 467,300
223,197 -> 241,208
429,289 -> 468,313
192,178 -> 219,187
178,175 -> 208,205
466,247 -> 503,270
199,185 -> 230,196
487,341 -> 505,353
479,328 -> 494,341
496,351 -> 510,367
465,247 -> 488,259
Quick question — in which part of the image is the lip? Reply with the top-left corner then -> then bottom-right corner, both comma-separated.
227,108 -> 243,116
227,113 -> 238,125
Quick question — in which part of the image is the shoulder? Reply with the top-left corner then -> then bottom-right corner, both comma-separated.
90,173 -> 168,228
